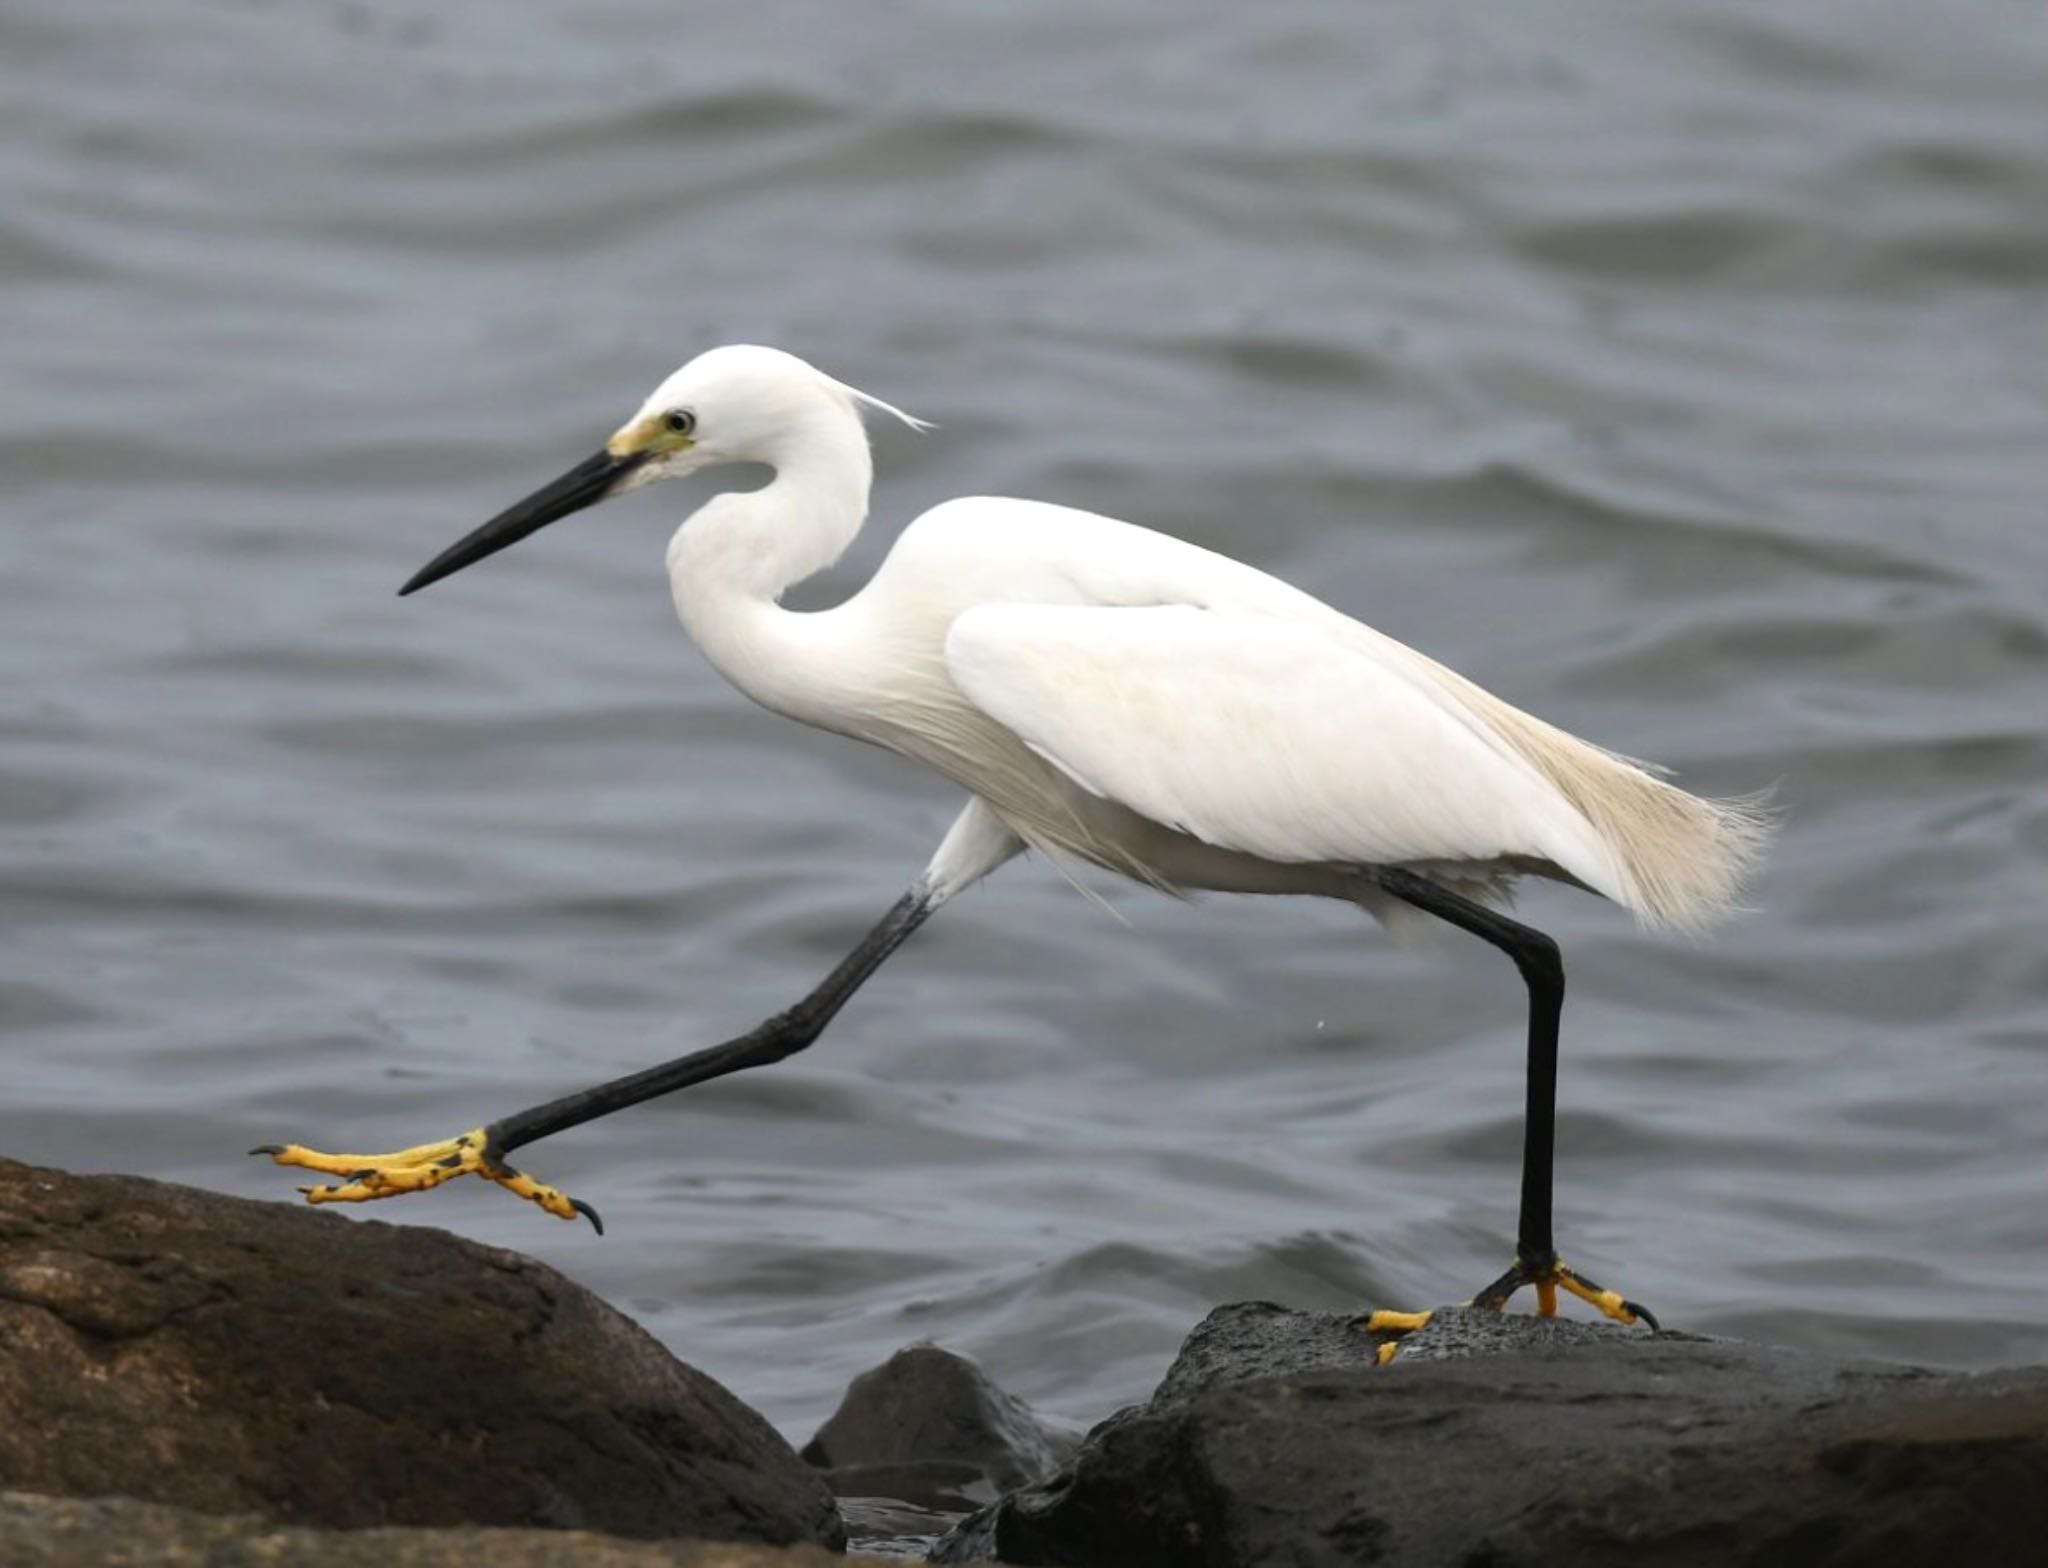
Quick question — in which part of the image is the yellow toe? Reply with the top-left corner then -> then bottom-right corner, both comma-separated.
488,1163 -> 585,1223
1363,1308 -> 1434,1335
258,1129 -> 477,1180
1554,1265 -> 1640,1326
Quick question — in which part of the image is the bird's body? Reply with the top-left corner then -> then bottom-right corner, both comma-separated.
261,345 -> 1767,1341
659,355 -> 1756,926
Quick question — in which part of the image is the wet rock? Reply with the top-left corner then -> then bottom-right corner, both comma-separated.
834,1493 -> 975,1560
934,1300 -> 2048,1567
803,1343 -> 1078,1507
0,1490 -> 878,1566
0,1158 -> 842,1548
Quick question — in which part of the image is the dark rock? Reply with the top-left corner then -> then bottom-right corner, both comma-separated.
0,1158 -> 842,1549
0,1489 -> 879,1566
834,1493 -> 977,1559
933,1300 -> 2048,1567
804,1343 -> 1078,1505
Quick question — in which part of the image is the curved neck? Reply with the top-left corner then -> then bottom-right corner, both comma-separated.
665,404 -> 873,726
668,405 -> 872,608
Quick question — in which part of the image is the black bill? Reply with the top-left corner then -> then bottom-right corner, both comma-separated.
399,447 -> 649,597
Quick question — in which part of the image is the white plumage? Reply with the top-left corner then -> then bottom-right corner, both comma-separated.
638,345 -> 1763,931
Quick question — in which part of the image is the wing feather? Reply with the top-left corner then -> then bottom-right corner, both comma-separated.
944,603 -> 1626,894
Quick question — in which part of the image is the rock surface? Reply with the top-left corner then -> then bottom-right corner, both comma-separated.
0,1491 -> 878,1567
935,1300 -> 2048,1567
0,1158 -> 842,1548
805,1342 -> 1080,1554
805,1343 -> 1078,1506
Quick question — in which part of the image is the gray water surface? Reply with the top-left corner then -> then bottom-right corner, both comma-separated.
3,0 -> 2045,1437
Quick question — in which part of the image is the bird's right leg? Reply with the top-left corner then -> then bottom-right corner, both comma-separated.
256,799 -> 1024,1230
1356,868 -> 1658,1364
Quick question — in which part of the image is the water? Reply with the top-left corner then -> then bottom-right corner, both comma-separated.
3,0 -> 2043,1444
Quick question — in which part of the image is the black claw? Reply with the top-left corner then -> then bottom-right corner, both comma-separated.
248,1145 -> 284,1157
1626,1299 -> 1662,1333
569,1198 -> 605,1236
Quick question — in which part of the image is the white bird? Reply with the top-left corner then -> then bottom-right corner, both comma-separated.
257,344 -> 1767,1342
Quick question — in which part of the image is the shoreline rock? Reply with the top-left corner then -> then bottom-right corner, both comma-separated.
805,1343 -> 1079,1505
0,1491 -> 880,1566
0,1157 -> 842,1549
934,1301 -> 2048,1567
804,1343 -> 1080,1554
9,1155 -> 2046,1568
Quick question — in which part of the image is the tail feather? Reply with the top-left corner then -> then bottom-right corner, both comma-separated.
1421,667 -> 1774,933
1507,719 -> 1773,931
1567,768 -> 1774,933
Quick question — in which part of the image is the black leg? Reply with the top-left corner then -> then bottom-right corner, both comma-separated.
1367,867 -> 1656,1332
1376,867 -> 1562,1271
257,882 -> 949,1228
491,884 -> 936,1158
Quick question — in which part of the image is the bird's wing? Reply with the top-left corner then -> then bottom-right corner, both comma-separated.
944,602 -> 1618,880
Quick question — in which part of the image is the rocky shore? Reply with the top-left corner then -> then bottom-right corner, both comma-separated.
0,1493 -> 857,1568
3,1156 -> 2042,1566
932,1302 -> 2048,1565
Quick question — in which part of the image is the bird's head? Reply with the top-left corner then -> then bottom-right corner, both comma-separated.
399,344 -> 925,596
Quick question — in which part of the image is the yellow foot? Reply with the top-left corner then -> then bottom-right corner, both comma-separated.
1471,1255 -> 1656,1329
250,1126 -> 601,1232
1360,1255 -> 1657,1364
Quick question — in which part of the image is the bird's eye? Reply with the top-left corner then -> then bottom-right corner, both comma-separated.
664,409 -> 696,436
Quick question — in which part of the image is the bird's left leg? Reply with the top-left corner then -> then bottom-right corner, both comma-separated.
1358,868 -> 1659,1363
259,894 -> 932,1230
257,798 -> 1024,1231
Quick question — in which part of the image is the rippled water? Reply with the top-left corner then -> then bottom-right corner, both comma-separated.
4,1 -> 2044,1439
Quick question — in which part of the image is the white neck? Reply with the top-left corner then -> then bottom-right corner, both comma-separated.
665,403 -> 873,724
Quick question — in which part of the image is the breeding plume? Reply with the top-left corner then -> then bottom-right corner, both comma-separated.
257,345 -> 1767,1344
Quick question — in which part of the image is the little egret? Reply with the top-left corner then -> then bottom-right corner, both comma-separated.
257,345 -> 1768,1344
